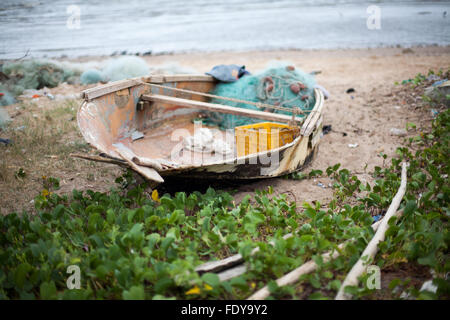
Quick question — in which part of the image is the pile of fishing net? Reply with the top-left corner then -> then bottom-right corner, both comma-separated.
80,56 -> 150,84
80,56 -> 195,85
0,59 -> 79,106
204,64 -> 317,129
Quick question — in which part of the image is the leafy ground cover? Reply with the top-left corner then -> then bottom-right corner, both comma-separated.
0,72 -> 448,300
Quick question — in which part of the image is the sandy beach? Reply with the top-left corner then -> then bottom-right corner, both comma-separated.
1,46 -> 449,213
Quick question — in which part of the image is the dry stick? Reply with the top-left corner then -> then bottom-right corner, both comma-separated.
70,153 -> 127,167
247,209 -> 404,300
248,243 -> 345,300
335,162 -> 408,300
71,153 -> 176,170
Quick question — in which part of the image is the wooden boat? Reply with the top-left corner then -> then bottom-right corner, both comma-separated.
76,74 -> 324,184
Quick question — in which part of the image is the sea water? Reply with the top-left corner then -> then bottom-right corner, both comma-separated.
0,0 -> 449,59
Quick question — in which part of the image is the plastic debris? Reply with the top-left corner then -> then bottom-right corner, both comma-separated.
348,143 -> 358,148
0,138 -> 12,145
431,79 -> 448,87
184,128 -> 232,155
420,280 -> 438,294
373,215 -> 382,222
206,65 -> 250,82
323,125 -> 332,135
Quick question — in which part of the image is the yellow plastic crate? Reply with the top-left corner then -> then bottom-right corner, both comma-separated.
235,122 -> 299,157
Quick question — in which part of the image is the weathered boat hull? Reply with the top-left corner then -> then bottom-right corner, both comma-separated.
77,74 -> 324,182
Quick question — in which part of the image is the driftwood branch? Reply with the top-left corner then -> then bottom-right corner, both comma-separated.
218,265 -> 248,282
247,209 -> 404,300
71,153 -> 127,167
247,243 -> 346,300
335,162 -> 408,300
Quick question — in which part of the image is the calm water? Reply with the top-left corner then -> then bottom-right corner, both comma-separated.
0,0 -> 449,59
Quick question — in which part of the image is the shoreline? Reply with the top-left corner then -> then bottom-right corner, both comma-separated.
1,45 -> 449,64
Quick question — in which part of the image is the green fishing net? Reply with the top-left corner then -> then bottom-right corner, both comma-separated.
204,65 -> 316,129
0,60 -> 79,106
2,60 -> 77,90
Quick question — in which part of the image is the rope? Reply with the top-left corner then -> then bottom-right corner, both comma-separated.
137,81 -> 313,116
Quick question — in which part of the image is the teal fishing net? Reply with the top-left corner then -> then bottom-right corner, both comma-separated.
0,60 -> 79,106
80,56 -> 151,84
204,65 -> 316,129
2,60 -> 77,91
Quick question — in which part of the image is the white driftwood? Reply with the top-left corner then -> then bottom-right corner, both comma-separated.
195,254 -> 244,274
247,210 -> 404,300
335,162 -> 408,300
247,243 -> 346,300
218,265 -> 248,282
71,153 -> 127,167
